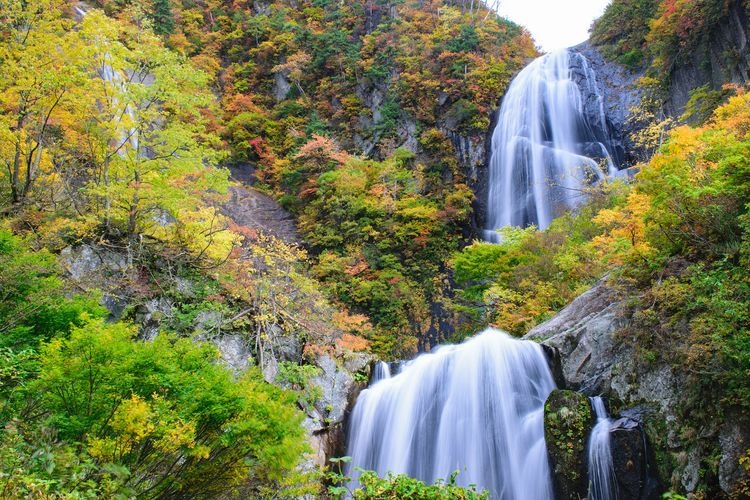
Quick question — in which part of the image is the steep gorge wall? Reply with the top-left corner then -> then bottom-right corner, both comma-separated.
666,1 -> 750,117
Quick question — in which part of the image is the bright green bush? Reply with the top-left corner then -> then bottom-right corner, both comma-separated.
1,318 -> 308,498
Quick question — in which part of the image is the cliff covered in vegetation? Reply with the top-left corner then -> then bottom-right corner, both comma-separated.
2,0 -> 750,497
591,0 -> 750,117
0,0 -> 537,496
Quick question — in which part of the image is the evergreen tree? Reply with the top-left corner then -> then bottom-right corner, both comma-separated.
151,0 -> 174,35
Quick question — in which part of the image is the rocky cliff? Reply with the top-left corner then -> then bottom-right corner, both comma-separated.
59,180 -> 372,476
526,279 -> 750,497
665,1 -> 750,118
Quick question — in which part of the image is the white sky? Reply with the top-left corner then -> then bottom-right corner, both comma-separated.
496,0 -> 612,52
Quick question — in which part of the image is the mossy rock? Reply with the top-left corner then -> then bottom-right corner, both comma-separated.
544,389 -> 595,500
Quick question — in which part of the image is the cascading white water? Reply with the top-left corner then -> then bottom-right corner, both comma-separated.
588,396 -> 618,500
371,361 -> 391,383
345,328 -> 556,499
483,49 -> 616,241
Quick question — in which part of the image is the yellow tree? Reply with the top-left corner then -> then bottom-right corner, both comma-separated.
71,11 -> 231,256
0,0 -> 88,206
592,190 -> 655,266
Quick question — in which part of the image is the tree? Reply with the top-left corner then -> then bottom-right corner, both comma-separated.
0,229 -> 104,351
0,0 -> 88,206
6,318 -> 308,497
151,0 -> 175,35
72,11 -> 232,259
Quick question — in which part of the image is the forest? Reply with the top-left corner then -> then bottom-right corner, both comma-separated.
1,0 -> 749,498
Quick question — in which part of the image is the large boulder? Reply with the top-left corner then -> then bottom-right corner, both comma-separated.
544,389 -> 595,500
525,279 -> 627,395
610,411 -> 662,500
526,278 -> 749,496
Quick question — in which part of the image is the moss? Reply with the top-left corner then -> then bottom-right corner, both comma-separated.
544,389 -> 595,500
644,414 -> 676,490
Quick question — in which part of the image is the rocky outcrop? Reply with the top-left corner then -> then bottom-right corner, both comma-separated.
610,410 -> 662,500
59,243 -> 129,320
526,279 -> 628,394
544,389 -> 595,500
527,279 -> 749,496
303,352 -> 372,468
573,42 -> 648,166
60,188 -> 365,477
221,185 -> 300,245
665,1 -> 750,118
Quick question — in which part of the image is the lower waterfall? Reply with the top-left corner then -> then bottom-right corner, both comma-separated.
588,397 -> 618,500
345,328 -> 556,499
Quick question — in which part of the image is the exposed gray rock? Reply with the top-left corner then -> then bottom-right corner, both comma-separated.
258,325 -> 303,383
719,416 -> 750,493
442,129 -> 485,179
273,69 -> 291,102
573,42 -> 647,167
152,209 -> 177,227
681,451 -> 701,493
525,280 -> 627,394
299,351 -> 371,470
665,1 -> 750,118
60,244 -> 127,282
136,297 -> 173,340
312,355 -> 356,426
102,294 -> 128,319
60,244 -> 129,319
526,277 -> 749,495
214,334 -> 252,373
262,355 -> 279,386
221,185 -> 299,245
341,350 -> 372,375
252,0 -> 270,15
174,277 -> 195,297
194,310 -> 223,333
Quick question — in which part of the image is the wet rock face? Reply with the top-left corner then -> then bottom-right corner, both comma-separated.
544,389 -> 595,500
610,415 -> 662,500
572,42 -> 647,167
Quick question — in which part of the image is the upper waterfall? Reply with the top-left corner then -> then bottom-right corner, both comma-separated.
483,49 -> 618,241
345,328 -> 556,499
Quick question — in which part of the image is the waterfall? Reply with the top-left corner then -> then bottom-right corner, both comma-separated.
588,397 -> 618,500
483,49 -> 617,241
371,361 -> 391,383
345,328 -> 556,499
